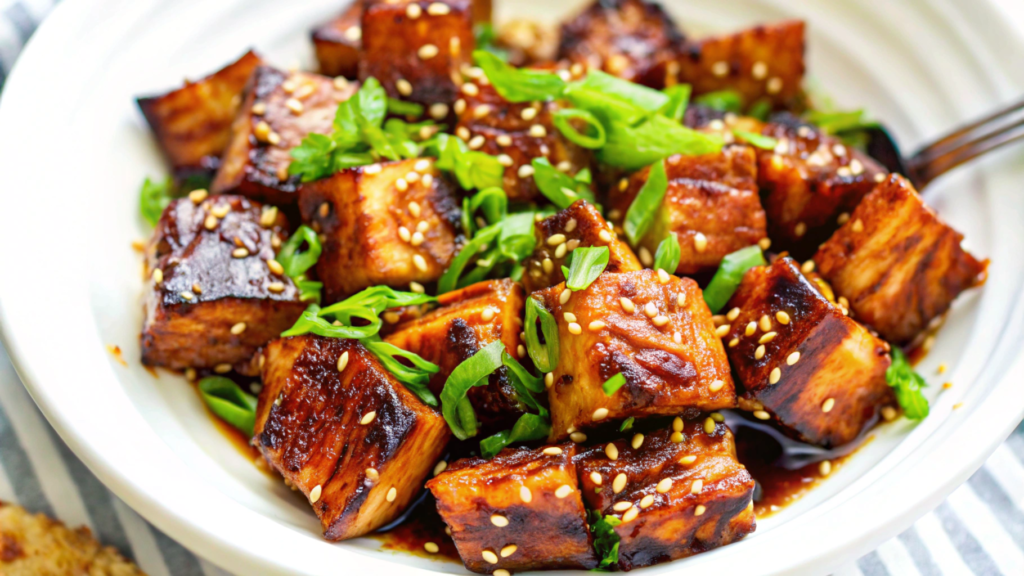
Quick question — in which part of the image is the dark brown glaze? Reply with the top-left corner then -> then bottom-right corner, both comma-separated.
374,494 -> 461,561
522,200 -> 641,294
255,335 -> 451,541
359,0 -> 475,107
211,66 -> 359,205
426,443 -> 599,573
814,175 -> 988,344
297,158 -> 463,302
454,83 -> 593,203
659,20 -> 805,108
558,0 -> 685,86
141,196 -> 305,370
723,258 -> 895,447
608,147 -> 767,275
576,423 -> 756,571
384,279 -> 529,432
137,51 -> 262,182
311,1 -> 364,78
538,270 -> 736,440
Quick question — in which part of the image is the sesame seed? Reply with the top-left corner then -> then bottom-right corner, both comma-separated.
554,243 -> 568,259
413,254 -> 428,272
874,172 -> 886,183
396,79 -> 413,96
776,311 -> 791,325
758,314 -> 772,331
569,431 -> 587,443
285,98 -> 304,114
752,61 -> 768,79
592,408 -> 609,421
613,473 -> 627,493
555,485 -> 573,498
822,398 -> 835,413
395,178 -> 409,192
669,416 -> 683,433
638,246 -> 653,266
639,494 -> 655,508
517,344 -> 527,358
268,281 -> 285,293
674,332 -> 683,344
422,541 -> 439,554
544,372 -> 554,388
695,505 -> 707,516
560,289 -> 572,305
680,455 -> 697,465
691,479 -> 704,495
515,486 -> 532,505
427,2 -> 450,15
427,103 -> 449,120
613,501 -> 633,512
759,331 -> 777,344
759,237 -> 772,250
418,44 -> 439,59
252,102 -> 267,115
496,134 -> 512,146
598,229 -> 612,243
693,232 -> 708,253
543,446 -> 563,456
497,154 -> 514,167
567,322 -> 582,335
491,514 -> 509,527
468,135 -> 485,149
644,302 -> 658,318
462,82 -> 480,97
657,269 -> 671,284
360,411 -> 377,425
704,417 -> 716,434
500,545 -> 517,558
589,320 -> 606,331
214,363 -> 231,374
728,338 -> 739,347
669,430 -> 683,443
786,351 -> 800,366
622,507 -> 639,522
310,484 -> 322,503
711,61 -> 729,77
364,467 -> 379,481
851,218 -> 864,233
620,298 -> 635,313
433,460 -> 447,476
767,77 -> 783,94
184,367 -> 196,381
528,124 -> 547,138
188,189 -> 208,204
801,260 -> 816,274
344,25 -> 361,41
715,324 -> 731,338
230,322 -> 247,335
794,222 -> 807,237
479,307 -> 497,323
605,443 -> 619,461
726,307 -> 740,321
709,379 -> 725,393
398,226 -> 412,242
881,406 -> 898,421
259,206 -> 279,227
364,164 -> 381,174
473,104 -> 492,119
410,281 -> 425,294
482,550 -> 499,564
545,234 -> 567,247
494,570 -> 510,576
386,487 -> 398,502
518,164 -> 535,178
652,315 -> 669,327
769,367 -> 781,384
744,321 -> 757,337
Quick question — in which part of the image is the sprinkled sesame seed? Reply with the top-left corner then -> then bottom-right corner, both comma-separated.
468,135 -> 485,149
496,134 -> 512,146
230,322 -> 247,335
189,189 -> 208,204
715,324 -> 731,338
364,467 -> 379,481
360,411 -> 377,425
554,243 -> 568,258
711,61 -> 729,77
620,297 -> 635,313
759,331 -> 777,344
413,254 -> 428,272
398,226 -> 412,242
518,486 -> 533,503
613,473 -> 627,493
693,232 -> 708,253
776,311 -> 791,325
427,2 -> 450,15
528,124 -> 547,138
433,460 -> 447,476
395,178 -> 409,192
422,541 -> 439,554
794,222 -> 807,237
881,406 -> 898,421
462,82 -> 480,97
232,247 -> 249,258
344,25 -> 361,41
596,229 -> 612,243
726,307 -> 740,321
496,153 -> 514,167
674,332 -> 682,344
364,163 -> 382,174
767,77 -> 783,94
759,314 -> 772,331
801,260 -> 816,274
544,372 -> 554,388
605,443 -> 619,461
543,446 -> 563,456
613,501 -> 633,512
567,322 -> 582,335
310,484 -> 322,503
268,282 -> 285,293
517,344 -> 526,358
491,514 -> 509,527
769,367 -> 781,384
252,102 -> 267,115
592,408 -> 609,421
500,545 -> 517,558
622,506 -> 639,522
214,363 -> 231,374
752,61 -> 768,79
728,338 -> 739,347
680,455 -> 697,465
396,79 -> 413,96
759,237 -> 772,250
518,164 -> 535,178
657,269 -> 671,284
589,320 -> 606,331
822,398 -> 835,413
386,486 -> 398,502
482,550 -> 499,564
670,431 -> 684,443
555,484 -> 573,498
695,505 -> 707,516
560,289 -> 572,304
851,218 -> 864,233
494,570 -> 510,576
410,281 -> 425,294
704,417 -> 716,434
639,494 -> 655,509
709,379 -> 725,393
641,302 -> 656,318
786,351 -> 800,366
638,246 -> 653,266
418,43 -> 439,59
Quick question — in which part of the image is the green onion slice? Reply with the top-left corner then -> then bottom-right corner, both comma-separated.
653,233 -> 681,274
553,108 -> 606,149
589,510 -> 623,570
577,70 -> 668,114
565,246 -> 609,291
886,348 -> 929,420
440,340 -> 506,440
473,50 -> 567,103
532,157 -> 583,209
524,296 -> 559,373
502,351 -> 547,416
362,339 -> 439,407
659,84 -> 692,122
624,159 -> 668,245
198,377 -> 258,437
562,84 -> 648,126
599,115 -> 723,171
277,225 -> 322,278
602,373 -> 626,396
438,225 -> 502,293
479,413 -> 552,459
732,129 -> 779,150
694,90 -> 743,113
386,97 -> 424,117
702,245 -> 766,313
619,417 -> 635,432
140,176 -> 173,227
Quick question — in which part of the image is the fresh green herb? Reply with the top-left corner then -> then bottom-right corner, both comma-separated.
440,341 -> 506,440
295,278 -> 323,303
440,210 -> 537,292
588,511 -> 622,570
599,115 -> 723,171
140,176 -> 174,227
886,348 -> 929,420
532,157 -> 591,209
747,98 -> 771,121
524,296 -> 559,373
623,159 -> 668,245
474,23 -> 509,61
659,84 -> 692,122
198,377 -> 258,437
479,413 -> 551,458
362,339 -> 439,406
552,108 -> 606,149
732,129 -> 779,151
619,417 -> 635,432
462,187 -> 508,235
694,89 -> 744,113
703,245 -> 766,312
565,246 -> 609,291
474,50 -> 567,102
386,97 -> 424,117
432,133 -> 504,192
503,352 -> 547,415
805,109 -> 878,135
653,233 -> 681,273
438,225 -> 502,293
602,373 -> 626,396
563,84 -> 649,126
282,286 -> 436,339
576,70 -> 668,115
277,225 -> 322,277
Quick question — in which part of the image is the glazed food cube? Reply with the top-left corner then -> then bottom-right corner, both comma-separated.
359,0 -> 475,107
814,175 -> 987,344
297,158 -> 463,302
211,67 -> 358,205
558,0 -> 685,85
141,195 -> 306,371
576,425 -> 756,570
255,335 -> 450,541
137,51 -> 262,182
384,279 -> 527,431
312,1 -> 364,78
723,257 -> 894,447
539,270 -> 735,439
608,147 -> 767,275
426,443 -> 598,573
522,200 -> 641,293
668,20 -> 805,108
454,83 -> 592,203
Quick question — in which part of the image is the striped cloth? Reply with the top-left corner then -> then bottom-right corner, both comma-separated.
0,3 -> 1022,576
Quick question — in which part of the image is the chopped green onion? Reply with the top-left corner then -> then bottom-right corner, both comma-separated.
599,115 -> 723,171
296,278 -> 323,303
653,233 -> 681,274
602,373 -> 626,396
565,246 -> 609,291
473,50 -> 567,103
576,70 -> 668,114
432,133 -> 504,191
440,340 -> 506,440
574,167 -> 592,184
140,176 -> 173,227
282,286 -> 436,338
624,159 -> 668,245
703,245 -> 766,313
474,22 -> 509,61
198,377 -> 258,437
468,187 -> 508,227
553,108 -> 606,149
438,224 -> 502,293
386,97 -> 424,117
619,417 -> 635,432
362,339 -> 439,406
694,90 -> 743,113
563,84 -> 648,126
659,84 -> 692,122
588,511 -> 622,570
748,99 -> 771,121
886,348 -> 929,420
804,109 -> 878,135
532,157 -> 583,209
732,129 -> 778,150
277,225 -> 322,278
502,351 -> 547,417
496,212 -> 537,262
479,413 -> 552,458
524,296 -> 559,373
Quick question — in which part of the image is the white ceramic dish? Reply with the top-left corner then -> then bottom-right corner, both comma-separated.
1,0 -> 1024,574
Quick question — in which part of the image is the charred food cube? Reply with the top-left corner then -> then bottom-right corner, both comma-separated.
211,67 -> 358,205
723,257 -> 894,447
455,83 -> 592,203
137,51 -> 262,182
814,175 -> 987,344
359,0 -> 475,107
669,20 -> 805,108
384,279 -> 527,431
298,158 -> 463,302
312,1 -> 365,78
255,335 -> 450,541
539,270 -> 735,439
608,147 -> 767,275
141,195 -> 306,371
523,200 -> 641,293
577,425 -> 756,570
427,443 -> 598,573
558,0 -> 685,86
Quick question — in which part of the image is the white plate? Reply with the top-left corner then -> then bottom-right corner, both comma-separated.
1,0 -> 1023,574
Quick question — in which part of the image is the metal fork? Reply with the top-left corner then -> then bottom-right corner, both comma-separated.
866,96 -> 1024,189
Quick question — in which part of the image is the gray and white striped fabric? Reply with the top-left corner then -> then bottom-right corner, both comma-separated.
1,2 -> 1023,575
